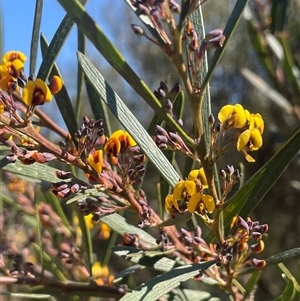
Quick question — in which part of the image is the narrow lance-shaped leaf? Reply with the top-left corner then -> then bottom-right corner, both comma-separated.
221,124 -> 300,234
40,35 -> 78,143
77,52 -> 180,187
119,260 -> 217,301
30,0 -> 43,75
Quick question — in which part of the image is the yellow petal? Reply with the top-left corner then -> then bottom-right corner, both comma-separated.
165,194 -> 173,213
88,150 -> 103,173
173,180 -> 185,200
218,104 -> 234,124
3,51 -> 27,63
187,169 -> 199,181
249,129 -> 263,151
233,104 -> 247,128
0,75 -> 16,92
22,80 -> 35,106
202,194 -> 215,213
187,193 -> 201,213
237,130 -> 250,151
253,113 -> 264,134
241,149 -> 255,162
198,168 -> 208,188
244,109 -> 251,121
185,180 -> 196,195
35,78 -> 52,101
104,136 -> 121,156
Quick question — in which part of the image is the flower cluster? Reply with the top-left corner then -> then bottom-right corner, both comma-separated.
0,51 -> 62,111
218,103 -> 264,162
165,168 -> 214,221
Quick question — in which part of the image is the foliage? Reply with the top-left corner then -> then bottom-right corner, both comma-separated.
0,1 -> 299,301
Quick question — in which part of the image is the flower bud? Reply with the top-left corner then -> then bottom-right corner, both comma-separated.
250,240 -> 265,253
131,24 -> 144,35
48,75 -> 63,95
237,242 -> 248,252
251,231 -> 262,241
250,258 -> 266,269
236,216 -> 249,233
252,224 -> 268,234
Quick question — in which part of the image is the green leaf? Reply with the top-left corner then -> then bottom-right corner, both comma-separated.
100,213 -> 158,248
37,0 -> 89,81
77,51 -> 180,187
112,246 -> 177,273
272,279 -> 296,301
270,0 -> 288,33
221,124 -> 300,234
113,264 -> 145,283
40,35 -> 78,143
30,0 -> 43,75
238,247 -> 300,276
76,28 -> 85,120
118,260 -> 217,301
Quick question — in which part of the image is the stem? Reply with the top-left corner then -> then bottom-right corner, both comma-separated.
0,276 -> 125,297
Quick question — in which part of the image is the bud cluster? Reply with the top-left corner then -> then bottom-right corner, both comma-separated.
154,124 -> 200,162
75,116 -> 105,159
219,165 -> 242,203
130,0 -> 181,49
185,21 -> 225,87
230,216 -> 268,269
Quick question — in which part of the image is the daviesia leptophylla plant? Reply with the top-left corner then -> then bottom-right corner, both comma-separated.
1,1 -> 298,300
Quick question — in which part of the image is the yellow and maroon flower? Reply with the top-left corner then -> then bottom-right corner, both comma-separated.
0,74 -> 18,93
237,113 -> 264,162
218,104 -> 247,130
87,150 -> 103,174
104,130 -> 136,164
22,78 -> 52,106
187,192 -> 215,215
2,51 -> 27,63
187,167 -> 208,189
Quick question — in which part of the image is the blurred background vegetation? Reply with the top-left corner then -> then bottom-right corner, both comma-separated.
1,0 -> 299,300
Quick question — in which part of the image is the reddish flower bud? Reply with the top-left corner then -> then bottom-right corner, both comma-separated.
250,258 -> 266,269
251,240 -> 265,253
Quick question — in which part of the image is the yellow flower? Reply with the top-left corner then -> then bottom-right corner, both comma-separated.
237,113 -> 264,162
218,104 -> 247,130
165,193 -> 180,213
0,74 -> 18,93
188,192 -> 215,215
92,261 -> 113,285
187,168 -> 208,188
23,78 -> 52,106
2,60 -> 24,78
104,130 -> 136,164
84,214 -> 95,230
165,180 -> 197,214
87,150 -> 103,174
173,180 -> 196,200
2,51 -> 27,63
